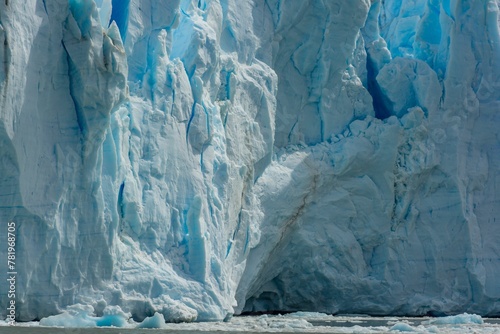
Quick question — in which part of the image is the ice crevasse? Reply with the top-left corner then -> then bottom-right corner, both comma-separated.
0,0 -> 499,322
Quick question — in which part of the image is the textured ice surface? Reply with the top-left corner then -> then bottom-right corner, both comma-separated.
424,313 -> 484,325
39,304 -> 129,328
136,312 -> 168,329
389,322 -> 417,332
0,0 -> 499,323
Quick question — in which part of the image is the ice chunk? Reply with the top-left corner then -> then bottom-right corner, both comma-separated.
390,322 -> 416,332
39,304 -> 130,328
96,306 -> 130,327
425,313 -> 484,325
39,305 -> 96,328
284,312 -> 332,319
137,312 -> 167,329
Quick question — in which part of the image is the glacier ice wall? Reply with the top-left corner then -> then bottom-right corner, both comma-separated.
237,0 -> 500,316
0,0 -> 499,322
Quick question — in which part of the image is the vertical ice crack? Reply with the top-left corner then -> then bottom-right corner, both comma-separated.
61,40 -> 85,156
185,103 -> 196,143
41,0 -> 48,15
0,22 -> 10,88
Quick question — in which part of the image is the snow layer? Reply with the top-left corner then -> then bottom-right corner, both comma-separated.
0,0 -> 499,323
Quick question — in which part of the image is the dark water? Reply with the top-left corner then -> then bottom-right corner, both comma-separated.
309,318 -> 402,327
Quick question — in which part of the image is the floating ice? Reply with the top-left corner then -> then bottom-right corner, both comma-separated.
284,312 -> 333,319
4,314 -> 500,333
137,312 -> 167,329
39,304 -> 129,328
425,313 -> 484,325
390,322 -> 417,332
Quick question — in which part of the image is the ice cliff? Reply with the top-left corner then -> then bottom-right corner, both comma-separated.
0,0 -> 499,322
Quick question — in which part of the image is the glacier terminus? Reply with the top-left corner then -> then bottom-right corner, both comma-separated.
0,0 -> 499,323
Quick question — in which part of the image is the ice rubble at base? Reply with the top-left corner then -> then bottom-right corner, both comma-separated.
29,309 -> 497,331
8,311 -> 500,333
0,0 -> 499,324
39,306 -> 313,329
424,312 -> 484,325
387,313 -> 485,333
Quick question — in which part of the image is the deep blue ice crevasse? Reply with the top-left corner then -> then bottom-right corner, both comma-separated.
197,0 -> 207,11
117,182 -> 125,219
361,0 -> 392,119
366,56 -> 391,119
41,0 -> 48,15
61,39 -> 85,146
186,103 -> 197,144
0,22 -> 11,91
110,0 -> 129,41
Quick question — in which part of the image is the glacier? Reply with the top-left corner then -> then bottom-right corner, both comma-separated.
0,0 -> 499,323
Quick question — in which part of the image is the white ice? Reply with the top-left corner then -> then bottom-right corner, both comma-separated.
0,0 -> 499,323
